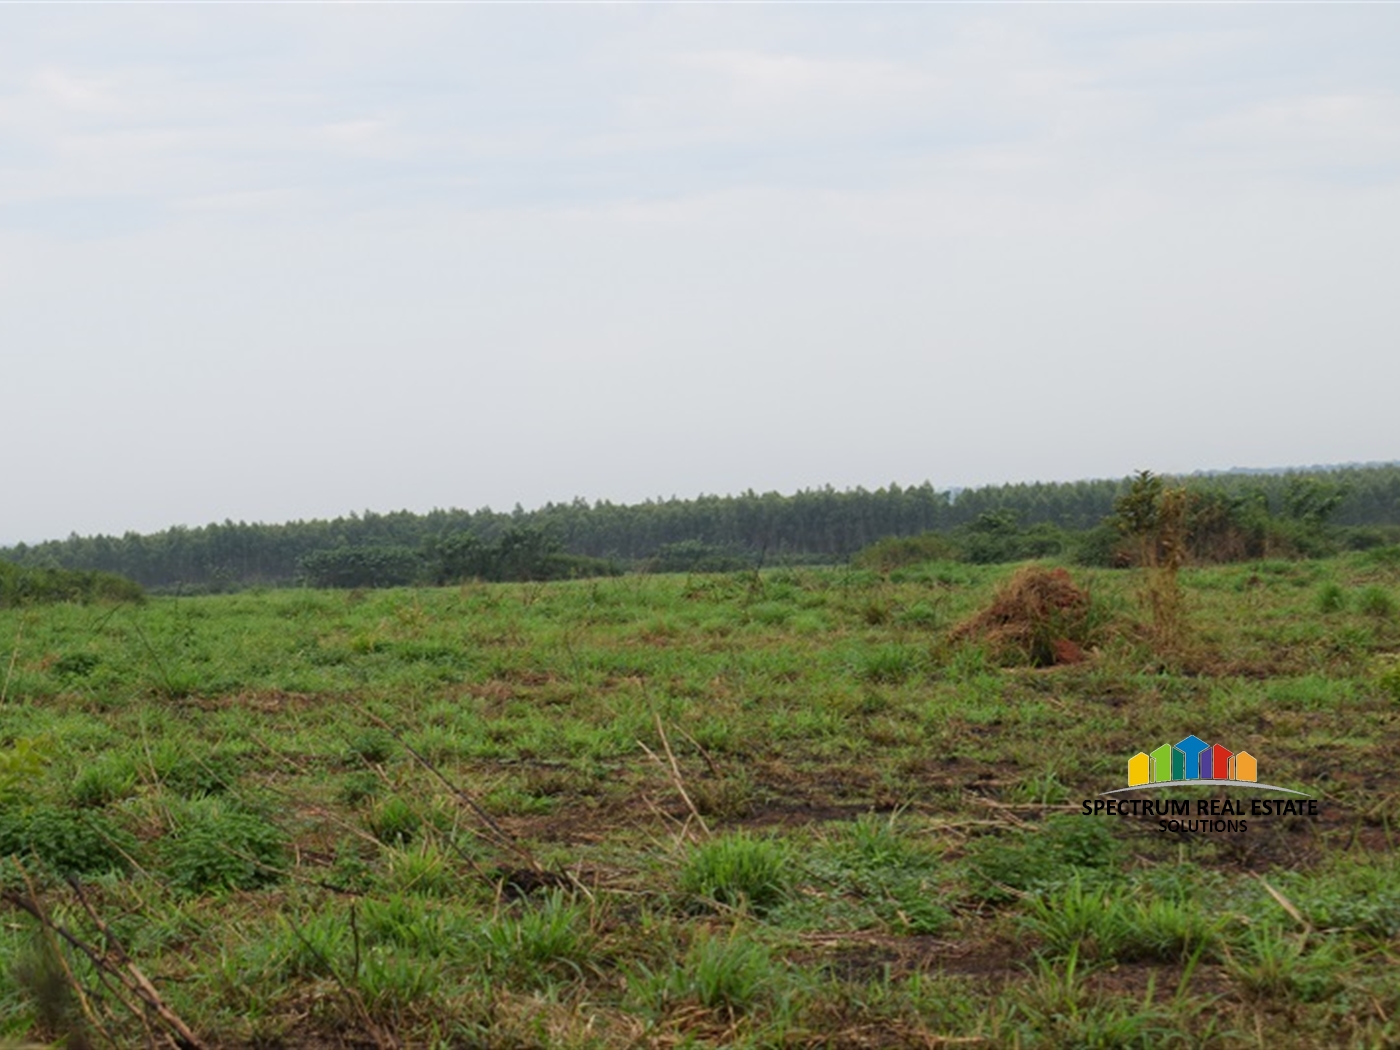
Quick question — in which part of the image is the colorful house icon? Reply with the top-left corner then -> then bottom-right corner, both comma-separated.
1175,735 -> 1210,778
1125,736 -> 1259,785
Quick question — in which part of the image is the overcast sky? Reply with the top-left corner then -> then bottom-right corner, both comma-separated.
3,5 -> 1398,545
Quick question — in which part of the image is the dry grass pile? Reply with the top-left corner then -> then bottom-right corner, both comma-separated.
950,566 -> 1096,667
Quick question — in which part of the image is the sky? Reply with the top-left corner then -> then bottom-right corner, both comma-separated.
3,4 -> 1398,545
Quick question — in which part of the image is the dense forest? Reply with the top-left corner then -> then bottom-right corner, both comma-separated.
3,464 -> 1399,591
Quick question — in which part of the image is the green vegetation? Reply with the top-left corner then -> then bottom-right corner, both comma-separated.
0,549 -> 1398,1046
6,463 -> 1400,591
0,560 -> 143,607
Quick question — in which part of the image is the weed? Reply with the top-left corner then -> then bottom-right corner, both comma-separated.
0,805 -> 135,876
162,798 -> 287,892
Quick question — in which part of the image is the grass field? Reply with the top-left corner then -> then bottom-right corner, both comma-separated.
1,553 -> 1398,1048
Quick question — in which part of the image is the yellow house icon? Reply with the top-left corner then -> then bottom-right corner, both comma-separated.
1128,752 -> 1150,786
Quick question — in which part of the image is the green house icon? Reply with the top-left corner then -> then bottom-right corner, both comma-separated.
1149,741 -> 1183,782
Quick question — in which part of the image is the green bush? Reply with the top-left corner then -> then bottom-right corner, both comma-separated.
161,799 -> 287,892
298,546 -> 422,589
0,805 -> 135,876
647,540 -> 751,574
852,533 -> 958,572
0,560 -> 144,607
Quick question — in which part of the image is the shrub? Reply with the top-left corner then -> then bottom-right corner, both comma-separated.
298,546 -> 422,589
0,805 -> 135,876
0,560 -> 144,607
162,799 -> 287,892
852,533 -> 958,573
647,541 -> 751,574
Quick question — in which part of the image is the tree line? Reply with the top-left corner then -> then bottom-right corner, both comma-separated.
2,464 -> 1397,591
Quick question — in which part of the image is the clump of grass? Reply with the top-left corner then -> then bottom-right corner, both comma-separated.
383,841 -> 460,898
832,813 -> 950,934
156,747 -> 242,798
647,931 -> 778,1014
336,770 -> 383,805
1224,927 -> 1350,1003
1119,898 -> 1222,962
1378,659 -> 1400,704
681,832 -> 791,914
1316,581 -> 1347,613
1026,881 -> 1221,964
690,771 -> 758,820
481,890 -> 593,987
853,644 -> 922,684
1022,878 -> 1127,961
1356,586 -> 1396,618
367,796 -> 421,847
346,729 -> 396,765
1007,948 -> 1175,1047
69,753 -> 139,807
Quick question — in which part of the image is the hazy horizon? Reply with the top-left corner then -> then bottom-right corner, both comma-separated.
4,6 -> 1397,546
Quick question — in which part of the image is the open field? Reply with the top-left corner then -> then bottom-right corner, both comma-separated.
1,553 -> 1399,1048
